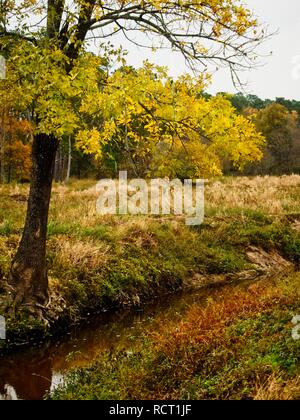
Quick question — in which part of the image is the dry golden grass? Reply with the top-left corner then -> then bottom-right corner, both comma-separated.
254,374 -> 300,400
206,175 -> 300,216
2,175 -> 299,233
49,238 -> 111,270
47,174 -> 300,231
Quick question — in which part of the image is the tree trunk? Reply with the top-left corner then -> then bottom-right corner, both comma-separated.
8,133 -> 58,315
65,136 -> 72,183
54,146 -> 62,182
0,107 -> 6,183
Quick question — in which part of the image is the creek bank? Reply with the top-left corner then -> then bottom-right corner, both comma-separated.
47,246 -> 295,325
1,244 -> 296,353
185,246 -> 294,289
50,271 -> 300,400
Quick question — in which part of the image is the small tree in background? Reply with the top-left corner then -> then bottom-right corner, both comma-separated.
255,103 -> 298,173
0,110 -> 32,183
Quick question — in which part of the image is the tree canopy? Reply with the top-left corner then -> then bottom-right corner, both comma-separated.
1,0 -> 266,78
0,1 -> 269,178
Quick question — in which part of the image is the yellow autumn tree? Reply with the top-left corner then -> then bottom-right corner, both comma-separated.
0,113 -> 32,182
78,63 -> 264,178
0,0 -> 269,314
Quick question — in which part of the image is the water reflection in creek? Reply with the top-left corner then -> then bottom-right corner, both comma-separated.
0,285 -> 230,400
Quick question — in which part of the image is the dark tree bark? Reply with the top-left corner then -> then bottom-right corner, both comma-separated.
65,136 -> 72,183
6,2 -> 93,314
8,133 -> 59,314
54,145 -> 63,183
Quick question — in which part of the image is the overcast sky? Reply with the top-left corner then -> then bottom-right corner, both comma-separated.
108,0 -> 300,100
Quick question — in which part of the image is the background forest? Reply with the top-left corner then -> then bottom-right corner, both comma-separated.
1,90 -> 300,184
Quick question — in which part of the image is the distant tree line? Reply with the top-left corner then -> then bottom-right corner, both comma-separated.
1,91 -> 300,183
224,93 -> 300,175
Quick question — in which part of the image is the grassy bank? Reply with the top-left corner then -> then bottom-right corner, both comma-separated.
50,272 -> 300,400
0,175 -> 300,347
51,274 -> 300,399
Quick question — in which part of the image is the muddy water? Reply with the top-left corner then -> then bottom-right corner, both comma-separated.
0,281 -> 253,400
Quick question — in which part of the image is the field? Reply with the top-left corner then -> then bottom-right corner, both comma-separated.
1,175 -> 300,342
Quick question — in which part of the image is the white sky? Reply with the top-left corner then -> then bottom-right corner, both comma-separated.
105,0 -> 300,100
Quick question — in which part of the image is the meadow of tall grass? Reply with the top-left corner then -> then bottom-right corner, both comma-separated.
0,175 -> 299,345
